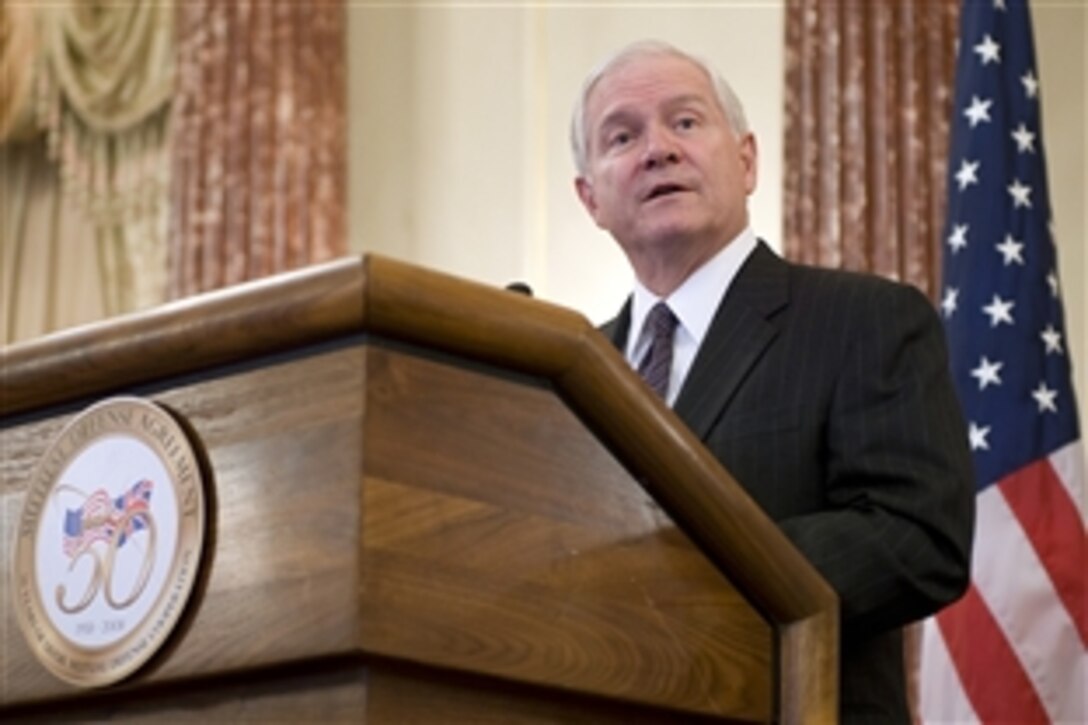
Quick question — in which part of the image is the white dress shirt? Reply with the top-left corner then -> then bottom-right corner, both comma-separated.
625,228 -> 759,407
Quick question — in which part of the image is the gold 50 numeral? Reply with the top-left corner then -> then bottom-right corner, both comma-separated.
56,510 -> 157,614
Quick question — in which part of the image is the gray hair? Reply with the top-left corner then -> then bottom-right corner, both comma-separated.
570,40 -> 751,176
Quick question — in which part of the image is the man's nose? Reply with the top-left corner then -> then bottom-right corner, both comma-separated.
642,126 -> 680,169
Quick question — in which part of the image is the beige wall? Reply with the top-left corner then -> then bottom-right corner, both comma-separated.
347,1 -> 1086,424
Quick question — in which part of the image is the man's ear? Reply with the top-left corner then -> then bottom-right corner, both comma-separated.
575,176 -> 600,223
739,133 -> 758,195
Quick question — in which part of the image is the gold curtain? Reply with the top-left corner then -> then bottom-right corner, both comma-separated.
1,1 -> 174,344
169,0 -> 347,299
783,0 -> 959,300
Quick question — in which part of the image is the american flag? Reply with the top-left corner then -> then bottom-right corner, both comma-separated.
62,479 -> 154,557
919,0 -> 1086,722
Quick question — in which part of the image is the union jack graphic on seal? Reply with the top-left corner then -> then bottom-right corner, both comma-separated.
61,479 -> 154,557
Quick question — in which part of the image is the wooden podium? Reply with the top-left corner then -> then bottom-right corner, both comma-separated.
1,256 -> 837,722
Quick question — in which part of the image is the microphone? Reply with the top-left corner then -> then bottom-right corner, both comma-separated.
505,281 -> 533,297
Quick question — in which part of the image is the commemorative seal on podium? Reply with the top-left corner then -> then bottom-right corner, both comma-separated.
12,397 -> 206,687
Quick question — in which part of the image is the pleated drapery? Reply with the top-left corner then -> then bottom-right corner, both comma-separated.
169,0 -> 347,299
1,1 -> 174,343
783,0 -> 960,300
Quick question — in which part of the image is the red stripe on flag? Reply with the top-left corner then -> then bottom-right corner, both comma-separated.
936,584 -> 1049,723
999,457 -> 1088,646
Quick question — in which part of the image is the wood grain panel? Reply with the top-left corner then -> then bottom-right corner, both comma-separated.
3,659 -> 745,723
359,343 -> 771,720
1,342 -> 366,706
363,660 -> 749,724
2,338 -> 770,720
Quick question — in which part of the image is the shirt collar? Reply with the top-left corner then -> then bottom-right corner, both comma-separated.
627,227 -> 758,359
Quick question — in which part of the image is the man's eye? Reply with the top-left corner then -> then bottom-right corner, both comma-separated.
608,131 -> 631,147
676,117 -> 697,130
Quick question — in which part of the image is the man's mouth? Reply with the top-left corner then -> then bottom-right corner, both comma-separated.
643,183 -> 688,201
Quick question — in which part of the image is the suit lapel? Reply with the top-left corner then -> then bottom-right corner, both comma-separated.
600,242 -> 790,442
673,242 -> 789,440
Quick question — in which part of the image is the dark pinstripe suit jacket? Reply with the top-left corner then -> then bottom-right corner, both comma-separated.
603,241 -> 975,723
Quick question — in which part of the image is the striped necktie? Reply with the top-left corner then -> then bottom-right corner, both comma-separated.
637,302 -> 678,399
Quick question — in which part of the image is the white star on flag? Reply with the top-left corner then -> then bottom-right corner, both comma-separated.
964,95 -> 993,127
1021,69 -> 1038,98
968,421 -> 991,451
996,234 -> 1025,265
941,287 -> 959,318
1011,123 -> 1036,153
974,34 -> 1001,64
993,0 -> 1006,10
982,294 -> 1015,327
1040,324 -> 1064,355
1031,382 -> 1058,413
955,159 -> 981,190
1007,178 -> 1032,208
947,224 -> 969,253
1047,270 -> 1059,297
971,356 -> 1004,390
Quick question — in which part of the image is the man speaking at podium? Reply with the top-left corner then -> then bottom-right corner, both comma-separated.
570,40 -> 974,723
